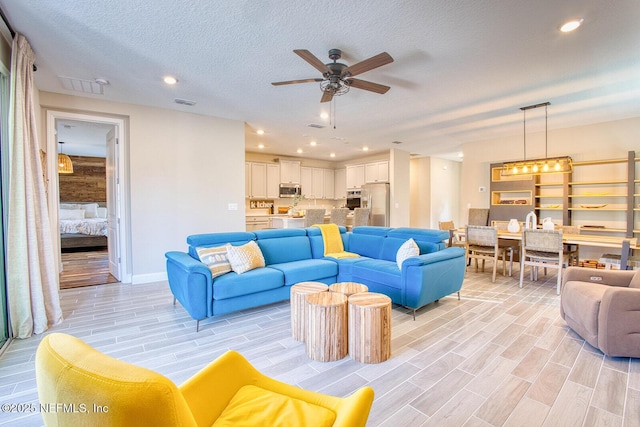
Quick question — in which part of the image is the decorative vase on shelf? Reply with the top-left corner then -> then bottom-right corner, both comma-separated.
542,217 -> 555,230
507,218 -> 520,233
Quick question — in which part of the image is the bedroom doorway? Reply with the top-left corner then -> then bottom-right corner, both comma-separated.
46,110 -> 130,286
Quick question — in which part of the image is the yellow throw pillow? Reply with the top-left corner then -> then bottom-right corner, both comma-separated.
226,241 -> 266,274
196,246 -> 232,278
396,238 -> 419,269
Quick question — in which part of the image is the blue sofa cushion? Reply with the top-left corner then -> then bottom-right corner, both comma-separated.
213,267 -> 284,300
380,237 -> 409,262
268,259 -> 338,286
187,232 -> 256,259
254,229 -> 313,264
388,228 -> 448,251
352,259 -> 402,289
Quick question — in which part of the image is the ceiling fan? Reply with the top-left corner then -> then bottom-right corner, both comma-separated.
272,49 -> 394,103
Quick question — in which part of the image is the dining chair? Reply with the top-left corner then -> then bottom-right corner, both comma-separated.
468,208 -> 490,226
559,225 -> 580,266
519,229 -> 569,294
465,225 -> 513,282
438,220 -> 465,248
304,209 -> 326,228
330,208 -> 350,227
353,208 -> 370,227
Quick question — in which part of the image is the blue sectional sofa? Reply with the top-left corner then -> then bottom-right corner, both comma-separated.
165,226 -> 466,329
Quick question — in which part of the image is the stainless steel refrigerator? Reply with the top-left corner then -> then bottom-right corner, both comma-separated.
361,183 -> 390,226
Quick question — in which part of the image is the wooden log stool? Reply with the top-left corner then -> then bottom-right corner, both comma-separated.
348,292 -> 392,364
328,281 -> 368,297
305,292 -> 348,362
290,282 -> 328,342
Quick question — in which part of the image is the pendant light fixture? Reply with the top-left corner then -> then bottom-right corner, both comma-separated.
58,141 -> 74,174
502,102 -> 572,176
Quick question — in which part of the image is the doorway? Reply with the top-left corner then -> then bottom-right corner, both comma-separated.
46,110 -> 130,285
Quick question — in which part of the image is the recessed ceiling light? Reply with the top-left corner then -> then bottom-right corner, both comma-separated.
560,19 -> 583,32
320,112 -> 329,120
310,141 -> 317,146
163,76 -> 178,85
258,144 -> 264,149
256,129 -> 265,135
457,152 -> 464,158
297,148 -> 303,154
330,153 -> 336,158
362,146 -> 369,152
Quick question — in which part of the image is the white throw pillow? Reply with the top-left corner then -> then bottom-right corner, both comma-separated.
59,209 -> 85,220
396,238 -> 419,269
81,203 -> 99,218
226,241 -> 265,274
96,207 -> 108,218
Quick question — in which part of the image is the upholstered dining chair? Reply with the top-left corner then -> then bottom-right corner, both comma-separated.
465,225 -> 513,282
519,229 -> 569,294
330,208 -> 350,227
304,209 -> 326,228
353,208 -> 370,227
468,208 -> 490,226
36,333 -> 375,427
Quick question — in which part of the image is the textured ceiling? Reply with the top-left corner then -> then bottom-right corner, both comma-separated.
2,0 -> 639,161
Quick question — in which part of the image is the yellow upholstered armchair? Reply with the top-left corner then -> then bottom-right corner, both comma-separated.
36,333 -> 374,427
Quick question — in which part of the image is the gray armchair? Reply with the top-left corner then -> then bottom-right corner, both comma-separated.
560,267 -> 640,357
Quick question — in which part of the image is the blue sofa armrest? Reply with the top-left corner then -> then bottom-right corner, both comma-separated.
401,247 -> 466,309
165,251 -> 213,320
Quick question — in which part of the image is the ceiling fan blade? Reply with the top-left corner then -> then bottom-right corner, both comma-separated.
320,90 -> 334,103
294,49 -> 331,74
272,78 -> 323,86
346,78 -> 390,94
342,52 -> 394,77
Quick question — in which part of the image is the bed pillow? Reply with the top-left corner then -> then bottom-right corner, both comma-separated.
226,241 -> 265,274
81,203 -> 100,219
396,238 -> 419,269
60,209 -> 85,220
196,246 -> 232,278
96,207 -> 108,218
60,203 -> 82,210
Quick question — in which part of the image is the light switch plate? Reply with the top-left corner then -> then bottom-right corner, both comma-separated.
228,203 -> 238,211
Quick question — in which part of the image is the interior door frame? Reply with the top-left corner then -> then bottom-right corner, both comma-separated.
45,110 -> 131,284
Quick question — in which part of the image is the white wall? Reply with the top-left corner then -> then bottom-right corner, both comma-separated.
390,148 -> 410,227
39,92 -> 245,284
410,157 -> 461,229
410,157 -> 430,228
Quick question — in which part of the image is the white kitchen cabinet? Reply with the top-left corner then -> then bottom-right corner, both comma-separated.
248,162 -> 267,198
300,166 -> 314,198
346,164 -> 365,189
246,215 -> 270,231
312,168 -> 323,198
334,168 -> 346,199
266,163 -> 280,198
365,161 -> 389,183
323,168 -> 335,199
280,160 -> 301,184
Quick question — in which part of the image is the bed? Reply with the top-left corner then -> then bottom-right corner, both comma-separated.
59,203 -> 108,250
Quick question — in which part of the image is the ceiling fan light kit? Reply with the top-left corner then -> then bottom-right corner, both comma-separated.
272,48 -> 394,103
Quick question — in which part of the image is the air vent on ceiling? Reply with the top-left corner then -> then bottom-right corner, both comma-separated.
392,140 -> 403,144
59,76 -> 106,94
174,98 -> 197,106
307,123 -> 325,129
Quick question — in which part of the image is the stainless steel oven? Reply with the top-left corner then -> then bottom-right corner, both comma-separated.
346,189 -> 361,210
279,183 -> 301,198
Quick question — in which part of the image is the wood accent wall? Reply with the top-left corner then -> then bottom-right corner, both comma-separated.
59,156 -> 106,202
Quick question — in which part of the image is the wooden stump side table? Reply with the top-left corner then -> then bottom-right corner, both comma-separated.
290,282 -> 329,342
328,282 -> 368,297
348,292 -> 392,364
305,292 -> 348,362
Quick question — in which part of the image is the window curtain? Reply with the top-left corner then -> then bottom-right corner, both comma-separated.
7,34 -> 62,338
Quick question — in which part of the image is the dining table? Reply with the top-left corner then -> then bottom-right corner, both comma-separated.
454,228 -> 638,270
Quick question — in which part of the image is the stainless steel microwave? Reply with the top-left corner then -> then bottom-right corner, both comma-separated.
279,183 -> 301,198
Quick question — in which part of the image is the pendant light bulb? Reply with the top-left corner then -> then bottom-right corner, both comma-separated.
532,164 -> 539,173
543,162 -> 549,172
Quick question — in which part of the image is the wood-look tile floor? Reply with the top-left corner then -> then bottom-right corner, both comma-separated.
59,250 -> 119,289
1,266 -> 639,426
